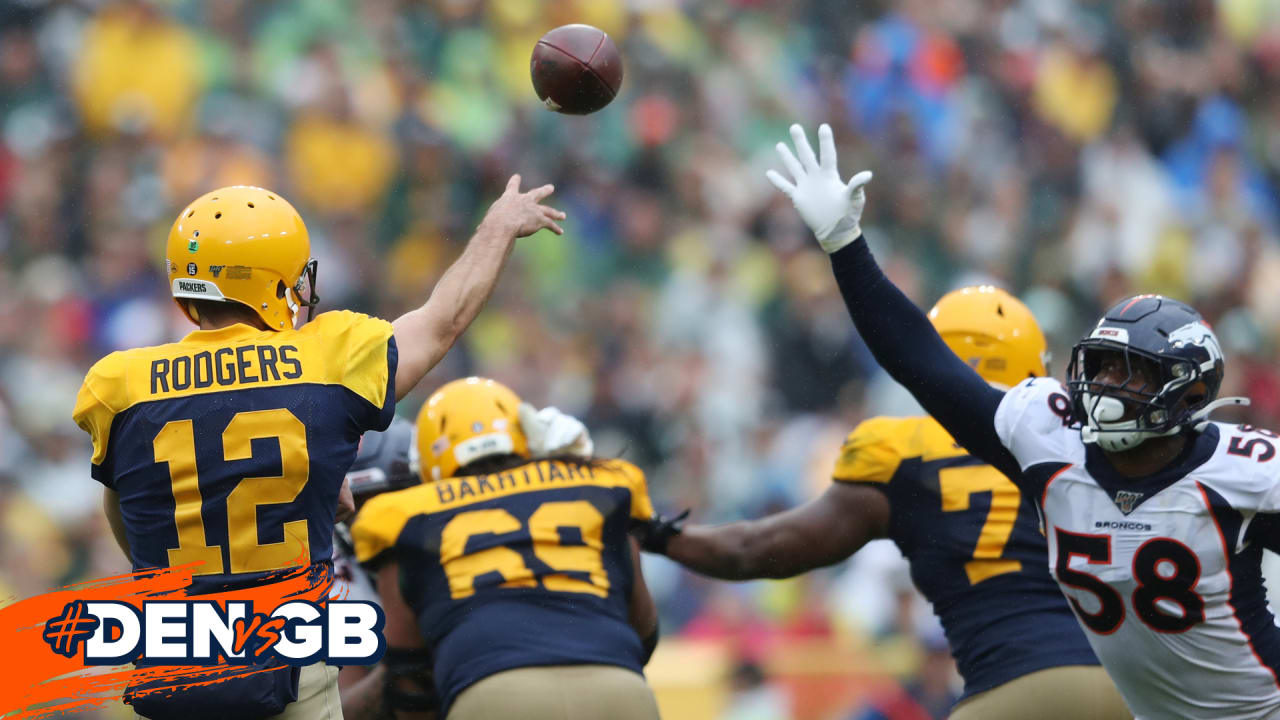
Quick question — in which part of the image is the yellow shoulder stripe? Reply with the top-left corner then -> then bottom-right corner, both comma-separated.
609,460 -> 654,520
832,417 -> 906,484
351,487 -> 422,564
72,353 -> 127,466
301,310 -> 394,410
832,416 -> 970,485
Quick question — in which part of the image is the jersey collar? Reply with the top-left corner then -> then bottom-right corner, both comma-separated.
180,323 -> 271,345
1083,423 -> 1220,514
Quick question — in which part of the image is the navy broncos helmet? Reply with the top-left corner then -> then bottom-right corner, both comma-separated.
345,416 -> 418,501
1066,294 -> 1239,452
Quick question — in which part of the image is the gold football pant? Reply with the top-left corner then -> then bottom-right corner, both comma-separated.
949,665 -> 1130,720
132,662 -> 342,720
447,664 -> 660,720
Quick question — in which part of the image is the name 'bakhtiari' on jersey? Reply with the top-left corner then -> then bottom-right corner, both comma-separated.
354,456 -> 653,714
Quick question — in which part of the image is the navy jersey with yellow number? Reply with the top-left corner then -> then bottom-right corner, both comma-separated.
834,415 -> 1098,699
353,458 -> 653,714
72,310 -> 397,593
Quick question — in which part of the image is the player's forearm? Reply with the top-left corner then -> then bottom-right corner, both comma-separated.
340,664 -> 388,720
667,522 -> 813,581
391,224 -> 516,400
829,238 -> 1011,466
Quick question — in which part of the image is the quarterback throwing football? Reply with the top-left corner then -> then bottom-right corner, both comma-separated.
73,179 -> 563,719
768,123 -> 1280,720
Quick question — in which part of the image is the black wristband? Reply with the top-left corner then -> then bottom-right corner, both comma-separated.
633,510 -> 689,555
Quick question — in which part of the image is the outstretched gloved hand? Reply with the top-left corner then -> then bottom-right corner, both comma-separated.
766,123 -> 873,254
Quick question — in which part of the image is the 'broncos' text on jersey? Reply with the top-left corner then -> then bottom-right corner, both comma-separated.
997,377 -> 1280,720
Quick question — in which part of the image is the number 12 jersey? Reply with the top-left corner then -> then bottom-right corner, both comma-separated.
996,378 -> 1280,720
73,311 -> 397,593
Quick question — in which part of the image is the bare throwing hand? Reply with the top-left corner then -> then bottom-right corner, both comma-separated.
482,174 -> 566,238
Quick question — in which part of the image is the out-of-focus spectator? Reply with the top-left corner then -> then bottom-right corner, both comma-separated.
846,629 -> 959,720
718,660 -> 793,720
73,1 -> 203,139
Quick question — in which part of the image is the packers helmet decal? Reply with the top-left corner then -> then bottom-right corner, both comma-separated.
166,186 -> 319,330
415,377 -> 530,482
928,286 -> 1049,389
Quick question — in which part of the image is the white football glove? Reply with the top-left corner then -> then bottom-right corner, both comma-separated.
518,403 -> 594,459
766,123 -> 873,254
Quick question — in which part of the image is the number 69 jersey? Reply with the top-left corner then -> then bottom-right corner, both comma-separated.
996,378 -> 1280,720
352,458 -> 654,714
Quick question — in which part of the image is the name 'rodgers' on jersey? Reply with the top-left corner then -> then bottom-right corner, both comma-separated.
73,309 -> 397,591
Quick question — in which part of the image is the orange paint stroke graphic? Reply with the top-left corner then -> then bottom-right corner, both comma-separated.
0,559 -> 332,719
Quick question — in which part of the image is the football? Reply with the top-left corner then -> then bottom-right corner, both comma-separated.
530,24 -> 623,115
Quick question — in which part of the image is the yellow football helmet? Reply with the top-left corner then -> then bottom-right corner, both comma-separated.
165,185 -> 318,330
414,377 -> 530,482
928,286 -> 1049,389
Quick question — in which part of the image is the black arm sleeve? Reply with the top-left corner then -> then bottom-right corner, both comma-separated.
1247,513 -> 1280,555
829,238 -> 1020,479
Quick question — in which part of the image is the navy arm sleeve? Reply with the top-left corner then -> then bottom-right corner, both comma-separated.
829,237 -> 1021,479
1247,514 -> 1280,555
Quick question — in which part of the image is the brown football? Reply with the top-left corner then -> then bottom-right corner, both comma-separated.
530,24 -> 623,115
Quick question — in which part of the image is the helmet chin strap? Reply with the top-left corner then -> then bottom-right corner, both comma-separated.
1080,393 -> 1251,451
1190,396 -> 1250,432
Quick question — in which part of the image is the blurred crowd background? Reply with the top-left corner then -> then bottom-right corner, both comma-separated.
2,0 -> 1280,717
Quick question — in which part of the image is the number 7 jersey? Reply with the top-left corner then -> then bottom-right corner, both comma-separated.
351,458 -> 654,715
833,415 -> 1099,701
995,378 -> 1280,720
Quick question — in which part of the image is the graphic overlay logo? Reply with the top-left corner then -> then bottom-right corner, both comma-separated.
0,562 -> 381,719
40,600 -> 384,667
42,601 -> 101,659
